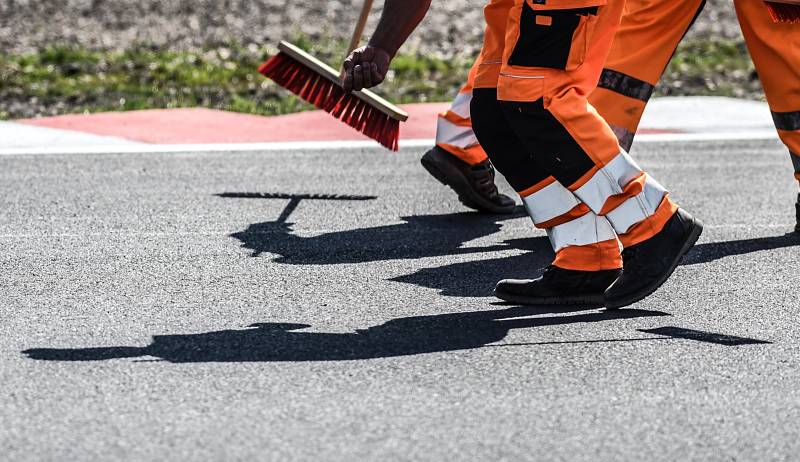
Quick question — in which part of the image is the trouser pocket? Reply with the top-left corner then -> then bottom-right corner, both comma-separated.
508,1 -> 599,70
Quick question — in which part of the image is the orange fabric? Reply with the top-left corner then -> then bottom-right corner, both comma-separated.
439,110 -> 473,127
436,143 -> 490,166
536,203 -> 592,229
553,238 -> 623,271
588,0 -> 705,134
475,0 -> 514,89
435,61 -> 490,165
568,165 -> 600,190
617,194 -> 679,248
599,172 -> 647,215
493,0 -> 626,165
518,176 -> 556,197
736,0 -> 800,166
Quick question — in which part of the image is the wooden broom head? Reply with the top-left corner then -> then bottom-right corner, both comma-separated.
259,42 -> 408,151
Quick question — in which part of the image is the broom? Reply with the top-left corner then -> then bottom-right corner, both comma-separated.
765,0 -> 800,23
259,0 -> 409,151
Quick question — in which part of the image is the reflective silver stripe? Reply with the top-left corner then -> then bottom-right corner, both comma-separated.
499,73 -> 545,79
435,116 -> 479,148
547,211 -> 617,253
574,151 -> 643,213
448,91 -> 472,120
522,180 -> 580,225
605,176 -> 667,234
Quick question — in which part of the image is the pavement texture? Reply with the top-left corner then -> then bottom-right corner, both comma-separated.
1,137 -> 799,460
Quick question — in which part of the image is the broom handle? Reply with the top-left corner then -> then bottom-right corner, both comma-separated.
347,0 -> 375,56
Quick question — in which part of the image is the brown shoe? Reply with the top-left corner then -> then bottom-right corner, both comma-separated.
421,146 -> 516,214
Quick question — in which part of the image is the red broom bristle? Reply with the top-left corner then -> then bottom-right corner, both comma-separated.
765,1 -> 800,23
260,52 -> 401,151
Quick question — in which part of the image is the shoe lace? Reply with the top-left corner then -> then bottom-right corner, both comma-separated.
469,162 -> 500,196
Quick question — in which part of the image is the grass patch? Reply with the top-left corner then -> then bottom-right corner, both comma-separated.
0,36 -> 760,120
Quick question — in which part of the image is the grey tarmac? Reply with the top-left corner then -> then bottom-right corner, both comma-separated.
1,139 -> 799,461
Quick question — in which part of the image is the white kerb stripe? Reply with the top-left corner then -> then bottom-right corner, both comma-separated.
448,92 -> 473,120
522,181 -> 580,225
546,211 -> 617,253
436,116 -> 479,148
574,151 -> 643,213
605,176 -> 667,234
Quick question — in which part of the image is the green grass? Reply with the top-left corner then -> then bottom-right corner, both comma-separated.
657,40 -> 760,98
0,37 -> 759,120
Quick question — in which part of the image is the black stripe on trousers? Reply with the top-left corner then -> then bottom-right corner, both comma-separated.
597,69 -> 655,102
773,111 -> 800,131
791,152 -> 800,173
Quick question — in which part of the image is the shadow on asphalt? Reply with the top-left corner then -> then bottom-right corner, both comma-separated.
23,307 -> 670,363
394,232 -> 800,297
222,191 -> 799,297
229,205 -> 530,264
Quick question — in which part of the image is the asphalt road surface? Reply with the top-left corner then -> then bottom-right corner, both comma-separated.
1,139 -> 799,461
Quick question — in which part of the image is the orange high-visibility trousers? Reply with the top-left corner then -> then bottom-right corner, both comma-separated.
468,0 -> 679,271
437,0 -> 800,182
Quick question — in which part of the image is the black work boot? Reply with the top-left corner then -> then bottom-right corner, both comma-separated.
421,146 -> 516,214
604,208 -> 703,309
495,266 -> 622,305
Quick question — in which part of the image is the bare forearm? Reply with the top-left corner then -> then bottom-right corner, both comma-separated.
368,0 -> 432,57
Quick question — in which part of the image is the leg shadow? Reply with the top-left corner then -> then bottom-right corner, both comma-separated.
395,233 -> 800,297
230,208 -> 528,265
683,232 -> 800,265
23,307 -> 668,363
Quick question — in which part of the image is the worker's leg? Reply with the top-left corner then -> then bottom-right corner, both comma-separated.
735,0 -> 800,231
492,0 -> 702,307
424,60 -> 516,214
435,63 -> 488,165
590,0 -> 706,151
469,0 -> 624,304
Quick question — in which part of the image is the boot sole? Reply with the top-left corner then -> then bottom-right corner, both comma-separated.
421,152 -> 516,215
605,218 -> 704,310
494,287 -> 604,306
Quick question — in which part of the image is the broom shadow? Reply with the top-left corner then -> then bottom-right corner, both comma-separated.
219,192 -> 529,265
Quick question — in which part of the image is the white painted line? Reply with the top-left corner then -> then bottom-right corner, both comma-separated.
0,131 -> 781,156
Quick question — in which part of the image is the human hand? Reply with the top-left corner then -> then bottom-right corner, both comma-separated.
341,45 -> 391,92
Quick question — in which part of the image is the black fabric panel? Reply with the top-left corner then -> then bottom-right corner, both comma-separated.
508,3 -> 598,69
470,88 -> 551,192
597,69 -> 655,102
499,98 -> 598,188
773,111 -> 800,131
791,152 -> 800,173
610,124 -> 636,152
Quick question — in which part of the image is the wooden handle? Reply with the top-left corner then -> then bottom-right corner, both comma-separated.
347,0 -> 375,55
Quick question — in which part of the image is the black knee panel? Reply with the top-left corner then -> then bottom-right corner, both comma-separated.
471,88 -> 549,191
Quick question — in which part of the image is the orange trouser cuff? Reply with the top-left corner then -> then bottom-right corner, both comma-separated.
618,195 -> 679,248
436,143 -> 489,166
553,239 -> 623,271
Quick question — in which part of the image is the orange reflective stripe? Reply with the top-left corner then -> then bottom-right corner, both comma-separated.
436,143 -> 489,166
568,165 -> 600,191
777,129 -> 800,155
553,239 -> 623,271
617,194 -> 679,248
440,110 -> 473,127
535,203 -> 591,229
599,171 -> 646,215
518,176 -> 556,198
